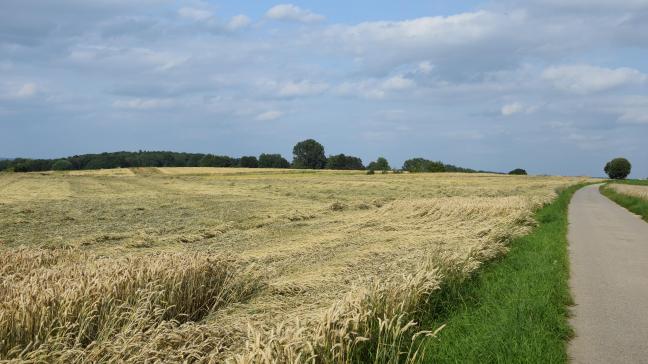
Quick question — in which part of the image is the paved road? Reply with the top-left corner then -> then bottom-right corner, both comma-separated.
568,184 -> 648,364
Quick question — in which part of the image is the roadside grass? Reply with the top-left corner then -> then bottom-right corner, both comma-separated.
600,184 -> 648,223
418,184 -> 585,363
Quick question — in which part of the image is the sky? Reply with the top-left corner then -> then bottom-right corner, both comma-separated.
1,0 -> 647,177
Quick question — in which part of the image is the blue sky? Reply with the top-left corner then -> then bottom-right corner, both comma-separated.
1,0 -> 647,177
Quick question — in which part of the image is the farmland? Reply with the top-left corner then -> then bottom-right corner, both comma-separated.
0,168 -> 586,362
608,183 -> 648,201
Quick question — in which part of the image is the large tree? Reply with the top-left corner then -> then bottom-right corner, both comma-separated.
292,139 -> 326,169
604,158 -> 631,179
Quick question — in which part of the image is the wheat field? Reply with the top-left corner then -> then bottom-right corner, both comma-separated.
608,184 -> 648,201
0,168 -> 588,362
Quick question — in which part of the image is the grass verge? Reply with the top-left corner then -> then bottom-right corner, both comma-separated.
600,184 -> 648,222
418,184 -> 585,363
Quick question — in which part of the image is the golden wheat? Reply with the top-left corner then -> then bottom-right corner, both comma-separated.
0,249 -> 261,361
609,183 -> 648,201
0,169 -> 591,362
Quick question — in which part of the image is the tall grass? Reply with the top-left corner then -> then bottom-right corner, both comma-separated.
0,249 -> 262,361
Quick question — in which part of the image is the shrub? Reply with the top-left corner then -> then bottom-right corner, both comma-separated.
604,158 -> 631,179
509,168 -> 527,175
292,139 -> 327,169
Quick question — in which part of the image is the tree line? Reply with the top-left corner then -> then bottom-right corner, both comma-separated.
0,139 -> 487,174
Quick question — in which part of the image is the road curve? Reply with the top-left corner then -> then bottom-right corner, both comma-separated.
568,184 -> 648,364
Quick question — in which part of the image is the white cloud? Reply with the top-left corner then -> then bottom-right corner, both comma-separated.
265,4 -> 325,23
258,80 -> 329,97
227,14 -> 251,30
501,102 -> 536,116
322,11 -> 520,55
381,75 -> 415,91
335,75 -> 415,99
315,10 -> 531,77
178,7 -> 213,22
278,80 -> 328,97
336,81 -> 386,99
113,98 -> 174,110
16,83 -> 38,98
542,64 -> 647,94
68,45 -> 188,72
418,61 -> 434,74
618,109 -> 648,124
256,110 -> 283,121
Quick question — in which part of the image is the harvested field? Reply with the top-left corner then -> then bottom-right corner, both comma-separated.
0,169 -> 587,362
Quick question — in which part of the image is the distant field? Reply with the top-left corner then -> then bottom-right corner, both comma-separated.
0,168 -> 587,362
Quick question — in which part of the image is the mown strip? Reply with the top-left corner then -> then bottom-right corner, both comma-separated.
418,184 -> 585,363
600,184 -> 648,223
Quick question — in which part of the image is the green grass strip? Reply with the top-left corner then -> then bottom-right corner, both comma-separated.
608,179 -> 648,186
418,184 -> 585,364
600,184 -> 648,223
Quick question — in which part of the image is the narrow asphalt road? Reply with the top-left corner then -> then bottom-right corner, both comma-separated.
568,184 -> 648,364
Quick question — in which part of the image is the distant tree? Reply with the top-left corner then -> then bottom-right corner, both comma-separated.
52,159 -> 74,171
198,154 -> 235,167
258,153 -> 290,168
604,158 -> 631,179
402,157 -> 479,173
402,158 -> 445,173
3,151 -> 224,172
239,156 -> 258,168
367,157 -> 390,172
508,168 -> 528,175
292,139 -> 326,169
326,154 -> 364,170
